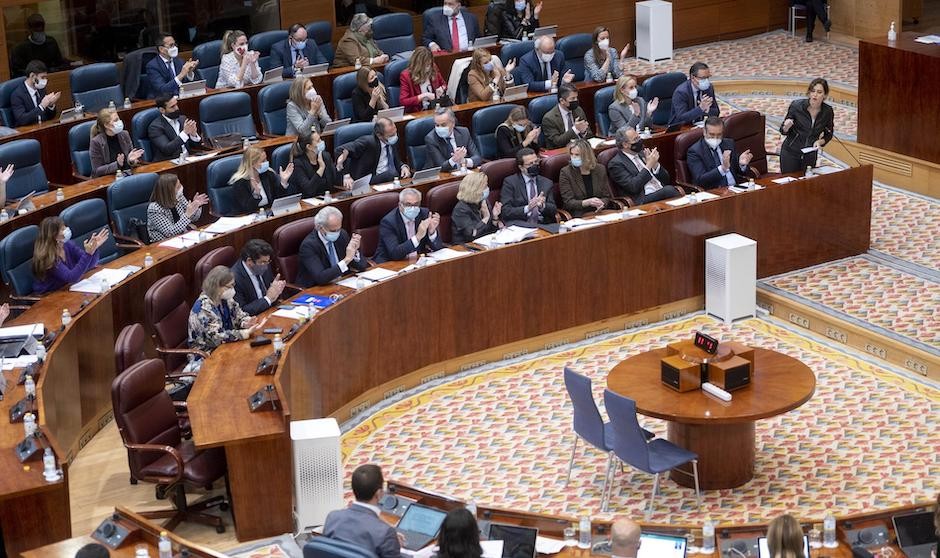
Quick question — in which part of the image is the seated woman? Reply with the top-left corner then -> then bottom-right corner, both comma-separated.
217,30 -> 262,89
288,132 -> 344,198
229,146 -> 295,215
608,74 -> 657,135
333,14 -> 389,68
584,26 -> 631,83
146,173 -> 209,243
500,0 -> 540,40
495,106 -> 540,159
351,66 -> 388,123
89,108 -> 145,177
466,48 -> 516,103
188,265 -> 265,353
765,514 -> 806,558
32,216 -> 109,294
400,46 -> 446,114
436,508 -> 483,558
559,139 -> 615,216
286,76 -> 332,139
451,172 -> 502,244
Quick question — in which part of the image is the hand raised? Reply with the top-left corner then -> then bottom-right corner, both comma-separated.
0,163 -> 14,183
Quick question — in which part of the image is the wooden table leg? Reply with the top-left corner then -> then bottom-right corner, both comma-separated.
667,421 -> 756,490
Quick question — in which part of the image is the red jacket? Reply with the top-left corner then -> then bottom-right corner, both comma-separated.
399,66 -> 447,113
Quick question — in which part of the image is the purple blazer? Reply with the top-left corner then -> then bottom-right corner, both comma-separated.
33,241 -> 99,294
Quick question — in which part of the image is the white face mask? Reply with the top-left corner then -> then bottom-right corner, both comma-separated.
442,4 -> 455,16
167,46 -> 179,58
705,137 -> 722,149
597,39 -> 609,50
111,119 -> 124,134
61,227 -> 72,243
627,88 -> 638,100
305,88 -> 318,101
540,51 -> 554,63
221,287 -> 236,300
35,77 -> 47,89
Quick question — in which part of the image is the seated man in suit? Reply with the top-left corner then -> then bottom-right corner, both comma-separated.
270,23 -> 329,79
500,147 -> 557,224
687,116 -> 753,190
423,0 -> 481,53
423,107 -> 482,171
231,239 -> 286,316
516,36 -> 574,93
148,94 -> 203,162
668,61 -> 719,127
373,187 -> 442,263
11,60 -> 59,127
542,83 -> 593,149
296,206 -> 368,287
338,117 -> 412,185
607,126 -> 681,204
324,464 -> 402,558
146,33 -> 199,98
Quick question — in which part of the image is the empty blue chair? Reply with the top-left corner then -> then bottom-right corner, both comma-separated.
271,143 -> 293,175
0,225 -> 39,296
333,122 -> 375,153
199,91 -> 257,139
206,154 -> 244,217
258,81 -> 292,136
527,95 -> 556,127
107,172 -> 158,239
306,21 -> 334,64
68,121 -> 95,179
471,104 -> 514,161
131,107 -> 161,162
70,63 -> 124,112
594,86 -> 615,137
0,139 -> 48,200
640,72 -> 686,126
383,59 -> 408,108
249,30 -> 289,72
372,13 -> 416,57
333,71 -> 383,120
556,33 -> 592,82
404,116 -> 435,171
303,537 -> 377,558
60,199 -> 121,264
193,40 -> 223,88
499,40 -> 533,67
0,77 -> 26,128
602,389 -> 701,517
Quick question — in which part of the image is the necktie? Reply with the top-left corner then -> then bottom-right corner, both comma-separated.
451,16 -> 460,52
542,61 -> 550,81
295,49 -> 303,62
405,218 -> 416,240
167,59 -> 174,75
327,241 -> 338,266
566,111 -> 574,132
527,178 -> 539,223
34,91 -> 41,109
386,144 -> 394,172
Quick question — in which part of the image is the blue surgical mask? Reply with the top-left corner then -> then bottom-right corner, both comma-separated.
111,120 -> 124,134
61,227 -> 72,242
571,157 -> 582,167
386,134 -> 399,145
292,39 -> 307,50
697,77 -> 711,91
512,123 -> 526,133
480,188 -> 490,203
514,0 -> 525,10
323,230 -> 340,242
483,62 -> 494,72
316,140 -> 326,153
402,206 -> 420,220
258,161 -> 270,173
434,125 -> 450,138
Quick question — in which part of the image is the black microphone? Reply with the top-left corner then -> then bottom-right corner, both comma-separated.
826,129 -> 862,168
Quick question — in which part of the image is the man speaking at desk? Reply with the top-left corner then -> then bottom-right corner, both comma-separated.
324,464 -> 404,558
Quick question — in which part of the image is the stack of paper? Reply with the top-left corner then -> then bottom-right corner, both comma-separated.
302,197 -> 325,206
564,217 -> 605,229
159,231 -> 210,249
271,306 -> 315,320
495,225 -> 537,244
183,152 -> 218,163
372,183 -> 399,192
914,34 -> 940,44
0,323 -> 45,339
70,267 -> 135,293
595,213 -> 624,222
813,165 -> 842,175
588,137 -> 615,149
337,276 -> 371,289
666,196 -> 691,207
535,536 -> 567,555
1,355 -> 39,370
428,248 -> 467,261
772,176 -> 798,184
358,267 -> 398,282
203,215 -> 256,234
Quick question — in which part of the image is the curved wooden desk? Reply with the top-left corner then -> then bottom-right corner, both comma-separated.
607,347 -> 816,490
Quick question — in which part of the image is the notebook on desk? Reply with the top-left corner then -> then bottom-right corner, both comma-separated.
472,35 -> 498,48
270,194 -> 302,217
322,118 -> 350,134
377,106 -> 405,121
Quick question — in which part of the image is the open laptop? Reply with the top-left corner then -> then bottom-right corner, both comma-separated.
59,106 -> 83,122
179,79 -> 207,99
322,118 -> 351,134
270,193 -> 302,217
377,106 -> 405,121
411,166 -> 440,183
533,25 -> 558,38
892,511 -> 938,558
487,524 -> 538,558
503,84 -> 528,101
263,67 -> 285,83
15,191 -> 36,213
757,536 -> 809,558
0,324 -> 44,358
472,35 -> 498,48
299,63 -> 330,77
395,502 -> 447,551
637,533 -> 687,558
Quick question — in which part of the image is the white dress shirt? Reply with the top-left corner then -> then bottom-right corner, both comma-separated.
448,11 -> 469,51
24,81 -> 40,108
445,133 -> 475,168
376,140 -> 392,175
319,232 -> 357,273
402,211 -> 438,247
625,150 -> 664,195
241,261 -> 271,306
164,115 -> 200,155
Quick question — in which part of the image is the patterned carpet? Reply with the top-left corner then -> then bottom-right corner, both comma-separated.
341,315 -> 940,524
870,186 -> 940,272
720,94 -> 858,139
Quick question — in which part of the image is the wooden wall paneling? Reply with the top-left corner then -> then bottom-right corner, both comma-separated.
224,435 -> 294,541
280,0 -> 335,30
77,296 -> 116,426
0,482 -> 72,557
38,316 -> 84,462
854,0 -> 901,39
673,2 -> 724,45
718,0 -> 772,39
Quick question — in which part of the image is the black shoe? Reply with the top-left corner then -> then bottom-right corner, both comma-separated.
824,20 -> 832,32
805,35 -> 814,42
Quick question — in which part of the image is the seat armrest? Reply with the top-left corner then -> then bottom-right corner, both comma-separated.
114,234 -> 144,247
156,346 -> 211,361
122,442 -> 184,484
556,208 -> 573,222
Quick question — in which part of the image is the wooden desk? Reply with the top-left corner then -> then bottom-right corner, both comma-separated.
606,347 -> 816,490
858,32 -> 940,165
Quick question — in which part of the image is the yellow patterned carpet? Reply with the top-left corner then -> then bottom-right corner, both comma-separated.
342,315 -> 939,524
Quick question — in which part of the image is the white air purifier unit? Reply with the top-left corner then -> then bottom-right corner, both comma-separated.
291,418 -> 344,533
705,233 -> 756,323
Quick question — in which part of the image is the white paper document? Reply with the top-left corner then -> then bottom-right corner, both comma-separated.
271,306 -> 315,320
800,146 -> 819,154
813,165 -> 842,175
535,536 -> 567,555
70,267 -> 134,293
183,151 -> 218,163
491,225 -> 538,244
358,267 -> 399,282
372,182 -> 399,192
337,276 -> 371,289
622,209 -> 647,217
302,197 -> 325,206
695,191 -> 720,201
772,176 -> 798,184
0,324 -> 45,339
594,213 -> 623,222
427,248 -> 467,261
915,34 -> 940,44
203,215 -> 256,234
564,217 -> 605,229
587,137 -> 614,149
481,540 -> 504,558
159,231 -> 206,249
1,355 -> 39,370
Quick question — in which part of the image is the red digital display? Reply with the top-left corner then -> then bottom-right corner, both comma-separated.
694,331 -> 719,354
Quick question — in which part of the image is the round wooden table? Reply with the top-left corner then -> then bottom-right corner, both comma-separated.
607,346 -> 816,490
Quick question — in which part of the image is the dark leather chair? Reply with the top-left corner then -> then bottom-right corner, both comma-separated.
527,95 -> 556,129
556,33 -> 592,82
426,181 -> 460,244
205,154 -> 243,217
349,192 -> 399,260
249,30 -> 289,72
0,139 -> 49,200
596,147 -> 627,200
60,198 -> 128,264
471,104 -> 514,161
405,116 -> 435,171
199,92 -> 257,140
192,40 -> 223,88
111,358 -> 227,531
0,224 -> 39,297
334,122 -> 375,153
144,273 -> 209,374
271,217 -> 317,284
373,13 -> 416,57
333,71 -> 383,120
383,59 -> 409,108
271,143 -> 293,177
108,172 -> 158,241
115,323 -> 148,376
724,110 -> 771,177
0,77 -> 26,128
70,63 -> 125,112
594,85 -> 616,137
69,121 -> 95,180
540,153 -> 572,221
258,81 -> 292,136
303,537 -> 378,558
305,21 -> 334,65
639,72 -> 686,126
480,158 -> 517,207
674,127 -> 704,186
194,246 -> 237,288
131,108 -> 161,162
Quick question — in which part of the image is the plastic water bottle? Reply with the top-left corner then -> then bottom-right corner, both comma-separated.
605,72 -> 613,83
393,176 -> 401,188
257,207 -> 266,221
23,412 -> 37,437
61,308 -> 72,327
108,100 -> 116,110
56,188 -> 65,202
355,58 -> 362,70
823,511 -> 837,548
143,252 -> 154,267
888,21 -> 897,41
24,374 -> 36,398
701,517 -> 716,554
35,342 -> 46,361
804,165 -> 814,178
0,210 -> 8,223
492,88 -> 501,102
307,300 -> 316,319
158,531 -> 173,558
123,97 -> 132,109
324,190 -> 333,203
74,97 -> 84,114
43,447 -> 57,474
578,516 -> 591,549
272,334 -> 284,352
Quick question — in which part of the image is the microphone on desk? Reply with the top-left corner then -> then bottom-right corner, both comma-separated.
825,128 -> 862,168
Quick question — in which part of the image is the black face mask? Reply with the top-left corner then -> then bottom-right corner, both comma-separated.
630,139 -> 644,153
525,163 -> 540,176
368,78 -> 380,88
164,109 -> 181,120
567,100 -> 580,112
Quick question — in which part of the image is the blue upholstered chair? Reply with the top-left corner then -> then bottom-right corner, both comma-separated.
60,199 -> 121,263
0,139 -> 49,200
373,13 -> 416,57
404,116 -> 435,171
563,368 -> 612,486
131,108 -> 161,162
526,95 -> 556,127
303,537 -> 377,558
594,86 -> 616,137
199,91 -> 257,139
305,21 -> 334,64
383,59 -> 409,108
639,72 -> 686,126
205,154 -> 243,217
333,71 -> 383,120
192,40 -> 223,88
248,30 -> 289,72
0,225 -> 39,296
258,81 -> 292,136
471,104 -> 514,161
68,121 -> 95,180
271,143 -> 293,176
499,40 -> 533,67
70,63 -> 124,112
0,77 -> 26,128
107,172 -> 158,240
333,122 -> 375,153
556,33 -> 592,82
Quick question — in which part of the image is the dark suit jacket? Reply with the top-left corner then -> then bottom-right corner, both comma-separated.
500,172 -> 556,224
11,82 -> 57,127
541,105 -> 594,149
686,137 -> 748,190
296,229 -> 368,287
516,50 -> 565,93
231,170 -> 292,215
422,126 -> 482,171
779,98 -> 834,154
451,200 -> 497,244
338,133 -> 405,184
231,260 -> 275,316
147,114 -> 202,162
269,39 -> 328,78
607,149 -> 672,200
558,164 -> 613,215
288,152 -> 342,198
373,207 -> 443,263
324,504 -> 402,558
421,8 -> 481,51
668,80 -> 719,126
145,56 -> 194,98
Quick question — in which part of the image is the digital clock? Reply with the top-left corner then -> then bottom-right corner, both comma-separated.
693,331 -> 719,354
